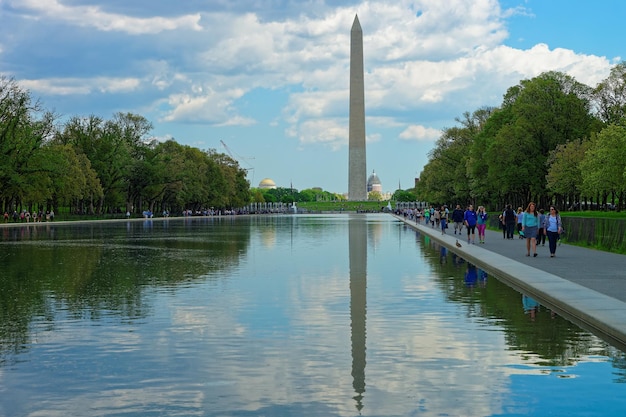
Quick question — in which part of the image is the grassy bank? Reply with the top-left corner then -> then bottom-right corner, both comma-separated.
297,201 -> 387,212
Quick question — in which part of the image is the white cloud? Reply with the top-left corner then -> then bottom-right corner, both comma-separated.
13,0 -> 202,34
18,77 -> 140,95
399,125 -> 441,142
161,89 -> 256,126
288,118 -> 347,151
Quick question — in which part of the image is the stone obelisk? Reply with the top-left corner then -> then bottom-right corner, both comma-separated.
348,14 -> 367,201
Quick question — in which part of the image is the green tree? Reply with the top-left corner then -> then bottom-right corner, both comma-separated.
463,107 -> 495,202
56,113 -> 153,214
473,72 -> 595,208
368,191 -> 383,201
392,189 -> 417,202
504,72 -> 594,204
178,146 -> 210,210
545,139 -> 588,208
148,140 -> 187,212
594,62 -> 626,125
127,139 -> 180,214
580,124 -> 626,209
264,187 -> 297,204
0,76 -> 56,211
206,149 -> 251,209
299,189 -> 317,202
40,143 -> 103,212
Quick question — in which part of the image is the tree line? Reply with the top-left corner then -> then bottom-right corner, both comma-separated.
4,62 -> 626,216
1,75 -> 355,217
415,63 -> 626,212
1,76 -> 252,216
251,186 -> 343,205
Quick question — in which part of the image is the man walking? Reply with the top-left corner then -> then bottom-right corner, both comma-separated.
451,204 -> 464,235
504,204 -> 516,239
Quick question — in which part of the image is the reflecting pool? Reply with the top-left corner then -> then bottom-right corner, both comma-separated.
1,214 -> 625,416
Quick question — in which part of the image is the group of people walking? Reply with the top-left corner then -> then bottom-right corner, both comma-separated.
3,210 -> 55,223
403,204 -> 495,246
400,201 -> 565,259
499,203 -> 563,257
407,204 -> 489,244
449,204 -> 489,244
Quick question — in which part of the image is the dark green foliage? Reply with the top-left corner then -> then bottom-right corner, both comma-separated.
392,189 -> 418,202
0,79 -> 251,215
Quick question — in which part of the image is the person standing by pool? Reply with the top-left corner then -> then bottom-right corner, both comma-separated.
543,206 -> 563,258
522,202 -> 540,257
476,206 -> 488,244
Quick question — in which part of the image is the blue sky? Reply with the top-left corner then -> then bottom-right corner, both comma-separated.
1,0 -> 622,195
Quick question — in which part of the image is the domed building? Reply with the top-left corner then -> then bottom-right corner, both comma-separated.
367,170 -> 382,193
258,178 -> 277,189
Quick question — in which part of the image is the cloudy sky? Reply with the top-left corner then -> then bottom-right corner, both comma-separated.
1,0 -> 623,194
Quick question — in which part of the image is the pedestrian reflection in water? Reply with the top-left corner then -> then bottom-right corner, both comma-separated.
479,269 -> 488,288
451,252 -> 464,268
440,246 -> 447,264
464,263 -> 478,288
522,294 -> 540,320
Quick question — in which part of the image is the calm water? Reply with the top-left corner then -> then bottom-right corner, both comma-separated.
1,214 -> 625,416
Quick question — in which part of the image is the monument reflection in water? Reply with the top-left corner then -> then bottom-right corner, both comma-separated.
1,215 -> 626,416
349,214 -> 367,411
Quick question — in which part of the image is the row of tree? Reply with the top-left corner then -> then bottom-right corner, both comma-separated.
1,76 -> 254,215
5,61 -> 625,216
251,186 -> 343,204
1,75 -> 364,216
415,63 -> 626,212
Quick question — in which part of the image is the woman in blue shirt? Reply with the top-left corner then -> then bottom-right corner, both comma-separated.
521,202 -> 540,257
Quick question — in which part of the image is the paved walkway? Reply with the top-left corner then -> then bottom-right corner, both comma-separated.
394,215 -> 626,350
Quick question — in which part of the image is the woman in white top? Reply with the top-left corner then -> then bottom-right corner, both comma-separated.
543,206 -> 563,258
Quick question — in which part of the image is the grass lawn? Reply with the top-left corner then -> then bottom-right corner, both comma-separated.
297,201 -> 388,212
559,210 -> 625,219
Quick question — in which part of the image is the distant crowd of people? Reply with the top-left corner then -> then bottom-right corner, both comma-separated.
398,204 -> 488,244
398,201 -> 564,258
3,210 -> 55,223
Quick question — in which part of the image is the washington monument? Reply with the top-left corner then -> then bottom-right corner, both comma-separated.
348,14 -> 367,201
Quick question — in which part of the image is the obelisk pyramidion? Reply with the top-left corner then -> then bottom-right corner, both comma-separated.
348,14 -> 367,201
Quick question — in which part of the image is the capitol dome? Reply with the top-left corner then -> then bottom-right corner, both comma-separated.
258,178 -> 277,189
367,170 -> 382,193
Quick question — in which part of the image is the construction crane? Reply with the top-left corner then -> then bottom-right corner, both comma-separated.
220,140 -> 255,180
